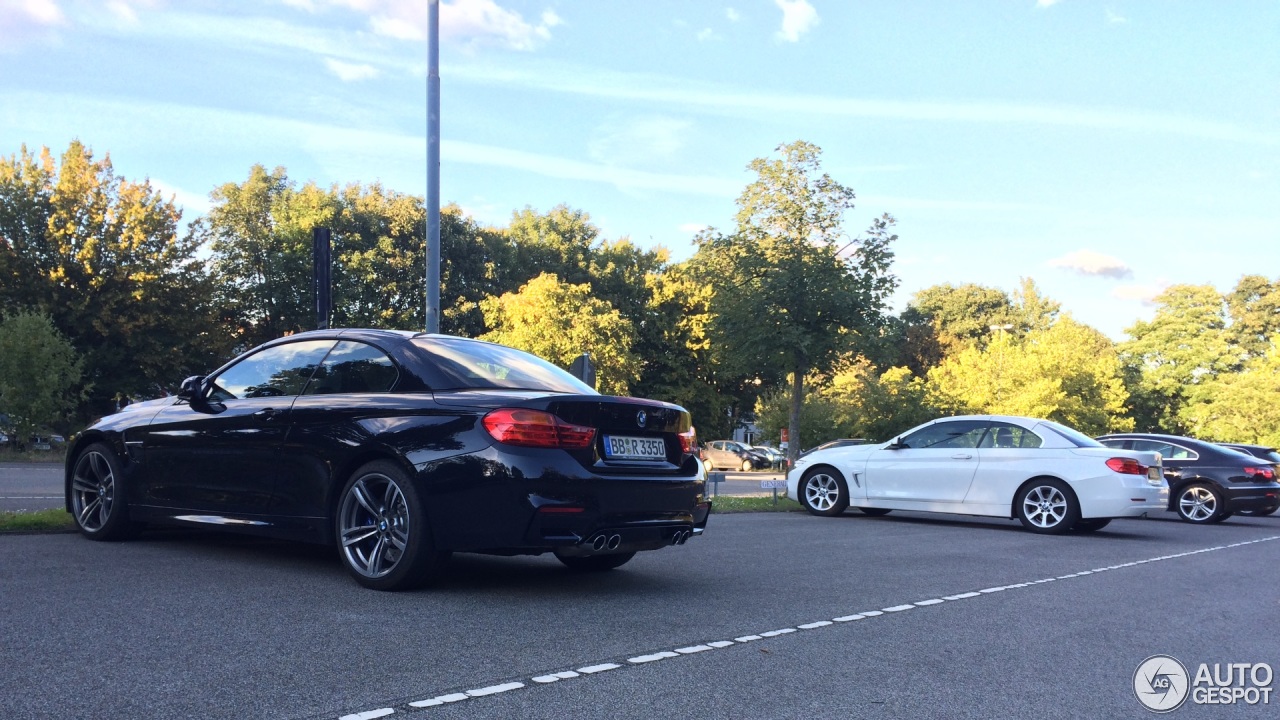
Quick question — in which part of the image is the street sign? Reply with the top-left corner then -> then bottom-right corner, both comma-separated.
760,479 -> 787,489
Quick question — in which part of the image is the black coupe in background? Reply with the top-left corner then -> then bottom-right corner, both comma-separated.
1096,433 -> 1280,523
65,330 -> 709,590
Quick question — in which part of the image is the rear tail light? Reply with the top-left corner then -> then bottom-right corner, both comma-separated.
678,427 -> 697,455
1244,466 -> 1275,480
1105,457 -> 1146,475
482,408 -> 596,449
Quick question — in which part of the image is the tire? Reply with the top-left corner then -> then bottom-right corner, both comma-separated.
69,443 -> 138,540
1015,479 -> 1080,534
799,467 -> 849,517
857,507 -> 892,517
740,459 -> 753,472
336,460 -> 447,591
1074,518 -> 1112,533
554,551 -> 636,572
1207,511 -> 1233,524
1175,483 -> 1225,524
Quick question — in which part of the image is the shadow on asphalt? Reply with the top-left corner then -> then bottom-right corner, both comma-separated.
815,509 -> 1259,540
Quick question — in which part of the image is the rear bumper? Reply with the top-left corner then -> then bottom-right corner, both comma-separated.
1081,485 -> 1169,519
1222,484 -> 1280,513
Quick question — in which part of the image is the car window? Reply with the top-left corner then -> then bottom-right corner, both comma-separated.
1098,438 -> 1130,450
900,420 -> 988,449
1038,421 -> 1104,448
209,340 -> 336,401
412,337 -> 595,394
978,422 -> 1042,449
303,341 -> 398,395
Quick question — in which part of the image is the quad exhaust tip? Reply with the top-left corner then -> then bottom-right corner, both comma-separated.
591,535 -> 607,551
607,534 -> 621,550
671,530 -> 691,545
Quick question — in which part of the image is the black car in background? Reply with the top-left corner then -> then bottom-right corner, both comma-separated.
65,330 -> 709,590
1217,443 -> 1280,516
1097,433 -> 1280,523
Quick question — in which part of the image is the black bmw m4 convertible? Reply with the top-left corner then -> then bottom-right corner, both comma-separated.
64,329 -> 709,590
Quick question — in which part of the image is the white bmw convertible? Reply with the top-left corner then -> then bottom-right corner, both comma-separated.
787,415 -> 1169,533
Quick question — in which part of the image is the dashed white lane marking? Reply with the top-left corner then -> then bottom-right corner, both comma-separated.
337,534 -> 1280,719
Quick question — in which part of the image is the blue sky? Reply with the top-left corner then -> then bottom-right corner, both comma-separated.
2,0 -> 1277,339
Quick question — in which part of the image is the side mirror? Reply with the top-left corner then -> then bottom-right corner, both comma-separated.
887,437 -> 906,450
177,375 -> 206,402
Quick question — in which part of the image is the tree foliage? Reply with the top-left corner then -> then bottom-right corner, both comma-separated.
695,141 -> 898,458
0,311 -> 84,438
0,143 -> 220,414
1180,339 -> 1280,446
479,273 -> 641,395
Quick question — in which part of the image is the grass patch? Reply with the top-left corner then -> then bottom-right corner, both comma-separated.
710,496 -> 804,513
0,508 -> 76,533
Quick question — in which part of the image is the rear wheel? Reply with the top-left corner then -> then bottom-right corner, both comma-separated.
799,467 -> 849,517
1074,518 -> 1112,533
740,459 -> 753,472
70,443 -> 138,541
1175,483 -> 1224,524
336,461 -> 447,591
1240,506 -> 1278,517
1015,479 -> 1079,534
555,552 -> 636,572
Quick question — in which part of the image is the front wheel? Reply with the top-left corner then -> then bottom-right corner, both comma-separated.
799,467 -> 849,517
555,552 -> 636,572
336,461 -> 447,591
70,443 -> 138,541
1176,483 -> 1225,524
740,459 -> 753,472
1015,479 -> 1079,534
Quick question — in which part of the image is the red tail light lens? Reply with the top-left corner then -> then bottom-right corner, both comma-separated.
678,427 -> 697,454
1244,466 -> 1276,480
1105,457 -> 1146,475
482,409 -> 596,449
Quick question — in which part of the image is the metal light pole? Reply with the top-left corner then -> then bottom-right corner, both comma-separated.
425,0 -> 441,333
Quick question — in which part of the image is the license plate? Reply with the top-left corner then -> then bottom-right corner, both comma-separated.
1147,467 -> 1161,481
604,435 -> 666,460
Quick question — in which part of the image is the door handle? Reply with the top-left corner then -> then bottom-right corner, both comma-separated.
253,408 -> 280,421
951,453 -> 973,460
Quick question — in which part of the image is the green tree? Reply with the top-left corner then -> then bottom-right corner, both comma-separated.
1119,284 -> 1234,432
1180,340 -> 1280,445
695,141 -> 898,461
479,273 -> 641,395
0,143 -> 221,415
928,317 -> 1132,434
1225,274 -> 1280,361
0,312 -> 84,439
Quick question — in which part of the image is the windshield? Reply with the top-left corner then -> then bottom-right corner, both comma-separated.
1037,421 -> 1103,448
412,337 -> 596,394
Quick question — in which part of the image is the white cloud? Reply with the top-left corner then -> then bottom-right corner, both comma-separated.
324,57 -> 380,81
696,27 -> 717,42
1105,9 -> 1127,24
445,61 -> 1280,146
587,115 -> 693,168
1048,249 -> 1133,279
0,0 -> 65,44
438,0 -> 560,50
1036,0 -> 1063,8
775,0 -> 818,42
150,178 -> 212,217
725,8 -> 740,22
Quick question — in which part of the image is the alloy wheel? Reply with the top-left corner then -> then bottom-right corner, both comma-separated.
1022,485 -> 1068,529
71,450 -> 115,532
339,473 -> 410,579
1179,486 -> 1217,522
805,474 -> 841,512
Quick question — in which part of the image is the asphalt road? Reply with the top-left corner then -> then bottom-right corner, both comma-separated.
0,462 -> 63,512
3,507 -> 1278,720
